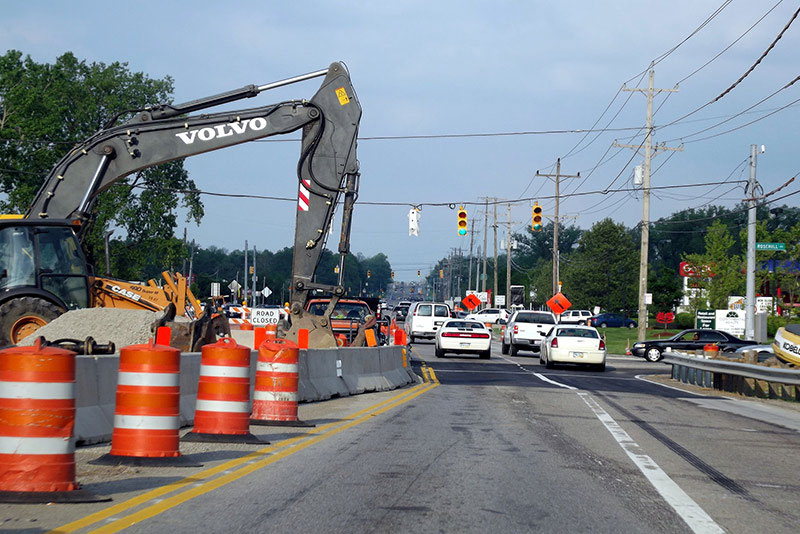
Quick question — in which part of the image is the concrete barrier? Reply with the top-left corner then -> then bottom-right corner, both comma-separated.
74,345 -> 416,445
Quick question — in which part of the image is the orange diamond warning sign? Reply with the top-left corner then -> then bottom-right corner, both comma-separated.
546,292 -> 571,315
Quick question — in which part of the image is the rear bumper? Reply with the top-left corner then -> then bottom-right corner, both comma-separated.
549,348 -> 605,364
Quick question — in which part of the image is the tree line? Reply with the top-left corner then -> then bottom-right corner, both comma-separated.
422,204 -> 799,316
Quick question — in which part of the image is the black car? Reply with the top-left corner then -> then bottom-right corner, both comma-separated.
631,329 -> 753,362
392,304 -> 410,323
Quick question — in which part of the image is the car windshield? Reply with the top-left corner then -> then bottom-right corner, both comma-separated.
444,321 -> 484,329
515,313 -> 555,324
307,302 -> 369,320
556,328 -> 599,338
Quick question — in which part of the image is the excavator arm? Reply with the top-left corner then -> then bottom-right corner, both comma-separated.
24,62 -> 362,347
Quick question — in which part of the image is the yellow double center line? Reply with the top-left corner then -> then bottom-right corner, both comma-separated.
50,365 -> 438,534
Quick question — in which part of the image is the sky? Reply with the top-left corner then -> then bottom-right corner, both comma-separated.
2,1 -> 799,282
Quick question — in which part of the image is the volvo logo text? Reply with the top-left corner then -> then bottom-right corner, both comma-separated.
175,118 -> 268,144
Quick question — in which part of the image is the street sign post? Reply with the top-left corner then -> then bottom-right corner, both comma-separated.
756,242 -> 786,251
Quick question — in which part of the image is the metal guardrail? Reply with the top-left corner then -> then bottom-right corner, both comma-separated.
663,352 -> 800,386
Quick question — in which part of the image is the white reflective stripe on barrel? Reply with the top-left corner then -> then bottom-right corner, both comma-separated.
113,414 -> 180,430
0,436 -> 75,455
0,381 -> 75,400
199,365 -> 249,378
253,390 -> 298,402
195,399 -> 250,413
117,372 -> 179,387
256,362 -> 298,374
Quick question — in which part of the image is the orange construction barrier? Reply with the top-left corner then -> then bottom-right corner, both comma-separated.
183,338 -> 263,444
240,321 -> 254,331
0,339 -> 107,503
250,338 -> 313,427
394,329 -> 407,346
93,342 -> 199,467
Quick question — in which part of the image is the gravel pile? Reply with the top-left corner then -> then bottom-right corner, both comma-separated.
20,308 -> 162,350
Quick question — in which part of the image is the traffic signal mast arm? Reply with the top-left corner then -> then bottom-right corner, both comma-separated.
22,62 -> 362,347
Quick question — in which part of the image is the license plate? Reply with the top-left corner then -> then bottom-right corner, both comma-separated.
434,321 -> 443,326
572,352 -> 584,358
459,342 -> 470,348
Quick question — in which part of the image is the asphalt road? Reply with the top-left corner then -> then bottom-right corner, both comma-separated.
3,341 -> 800,533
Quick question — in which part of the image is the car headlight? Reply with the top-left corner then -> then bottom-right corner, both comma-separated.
633,343 -> 644,348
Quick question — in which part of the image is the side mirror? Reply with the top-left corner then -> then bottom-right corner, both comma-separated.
498,319 -> 507,325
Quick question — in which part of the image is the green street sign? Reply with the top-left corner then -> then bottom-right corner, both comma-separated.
756,242 -> 786,251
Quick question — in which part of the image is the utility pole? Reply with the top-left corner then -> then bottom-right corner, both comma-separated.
482,198 -> 489,296
467,217 -> 476,291
745,144 -> 759,340
505,203 -> 512,307
252,247 -> 258,307
243,240 -> 249,307
536,159 -> 580,295
615,68 -> 681,342
493,200 -> 499,307
475,246 -> 481,292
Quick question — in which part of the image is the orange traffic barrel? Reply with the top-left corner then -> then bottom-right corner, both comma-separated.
251,339 -> 313,427
240,322 -> 254,331
183,338 -> 263,444
0,339 -> 108,503
92,342 -> 200,467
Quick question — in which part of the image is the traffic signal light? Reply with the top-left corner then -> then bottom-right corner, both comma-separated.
532,203 -> 543,232
417,270 -> 421,277
391,271 -> 394,278
457,206 -> 467,236
367,270 -> 371,278
439,269 -> 444,279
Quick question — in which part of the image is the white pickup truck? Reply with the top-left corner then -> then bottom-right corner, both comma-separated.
501,310 -> 557,356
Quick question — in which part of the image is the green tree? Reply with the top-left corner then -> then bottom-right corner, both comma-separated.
562,219 -> 638,312
0,50 -> 203,280
683,220 -> 744,311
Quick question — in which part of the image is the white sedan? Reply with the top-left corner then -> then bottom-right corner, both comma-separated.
540,325 -> 606,371
435,319 -> 492,359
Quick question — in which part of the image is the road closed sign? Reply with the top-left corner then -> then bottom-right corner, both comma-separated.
250,308 -> 281,326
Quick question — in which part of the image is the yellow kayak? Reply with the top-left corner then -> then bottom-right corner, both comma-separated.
773,324 -> 800,366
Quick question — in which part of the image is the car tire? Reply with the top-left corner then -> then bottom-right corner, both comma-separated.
595,362 -> 606,372
509,343 -> 518,356
435,346 -> 444,358
480,348 -> 491,360
600,322 -> 608,328
544,354 -> 554,369
501,341 -> 509,355
645,347 -> 662,362
410,335 -> 416,344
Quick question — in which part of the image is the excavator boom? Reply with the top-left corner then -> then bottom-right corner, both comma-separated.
2,62 -> 361,348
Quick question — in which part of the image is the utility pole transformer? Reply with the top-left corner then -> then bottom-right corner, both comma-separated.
615,68 -> 681,342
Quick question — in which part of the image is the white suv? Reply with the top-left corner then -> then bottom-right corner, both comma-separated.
465,308 -> 510,324
404,302 -> 452,342
558,310 -> 593,325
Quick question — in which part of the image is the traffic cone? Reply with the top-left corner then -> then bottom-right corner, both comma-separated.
625,338 -> 631,356
0,339 -> 108,503
183,337 -> 263,444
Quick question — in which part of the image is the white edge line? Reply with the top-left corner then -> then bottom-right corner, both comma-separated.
578,392 -> 724,534
500,355 -> 724,533
635,374 -> 709,397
